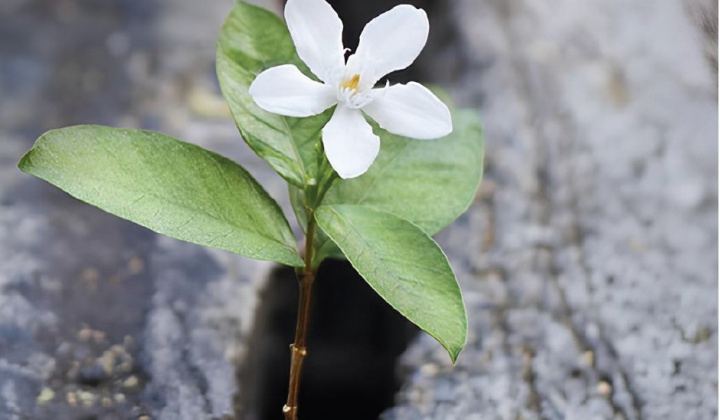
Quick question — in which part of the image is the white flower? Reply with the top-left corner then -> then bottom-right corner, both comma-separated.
249,0 -> 453,179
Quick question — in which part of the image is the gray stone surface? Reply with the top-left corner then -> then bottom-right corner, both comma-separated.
0,0 -> 716,419
0,0 -> 274,419
383,1 -> 718,420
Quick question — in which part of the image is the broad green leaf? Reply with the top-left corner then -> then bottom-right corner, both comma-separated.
217,1 -> 332,187
324,108 -> 485,235
315,205 -> 467,362
18,125 -> 303,267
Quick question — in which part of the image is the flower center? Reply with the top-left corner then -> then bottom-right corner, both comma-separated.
337,73 -> 373,109
340,74 -> 361,91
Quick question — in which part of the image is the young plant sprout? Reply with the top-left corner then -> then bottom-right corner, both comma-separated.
18,1 -> 484,419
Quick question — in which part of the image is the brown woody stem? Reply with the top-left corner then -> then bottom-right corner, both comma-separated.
283,212 -> 317,420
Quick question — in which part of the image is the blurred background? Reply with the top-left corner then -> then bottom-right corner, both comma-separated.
0,0 -> 717,419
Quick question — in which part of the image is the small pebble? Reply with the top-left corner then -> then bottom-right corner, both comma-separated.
77,328 -> 94,342
420,363 -> 440,377
598,380 -> 612,397
123,375 -> 139,389
111,344 -> 127,356
77,390 -> 97,407
66,392 -> 77,407
77,327 -> 105,343
36,388 -> 55,405
102,350 -> 117,375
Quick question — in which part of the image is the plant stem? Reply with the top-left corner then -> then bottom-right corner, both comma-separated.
283,212 -> 317,420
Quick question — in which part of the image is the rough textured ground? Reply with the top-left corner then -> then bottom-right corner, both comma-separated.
0,0 -> 716,419
384,1 -> 718,420
0,1 -> 264,419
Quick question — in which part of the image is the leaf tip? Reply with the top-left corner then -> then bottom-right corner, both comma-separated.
439,317 -> 468,365
447,345 -> 464,365
18,130 -> 55,174
17,145 -> 37,174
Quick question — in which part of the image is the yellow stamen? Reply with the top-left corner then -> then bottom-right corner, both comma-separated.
341,74 -> 360,91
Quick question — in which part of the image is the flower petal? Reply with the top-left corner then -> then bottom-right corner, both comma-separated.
285,0 -> 345,83
249,64 -> 337,117
363,82 -> 452,139
322,106 -> 380,179
352,5 -> 429,84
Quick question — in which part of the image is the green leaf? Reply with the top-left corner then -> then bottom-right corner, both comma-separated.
315,205 -> 467,362
324,108 -> 485,234
18,125 -> 303,267
217,0 -> 331,187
